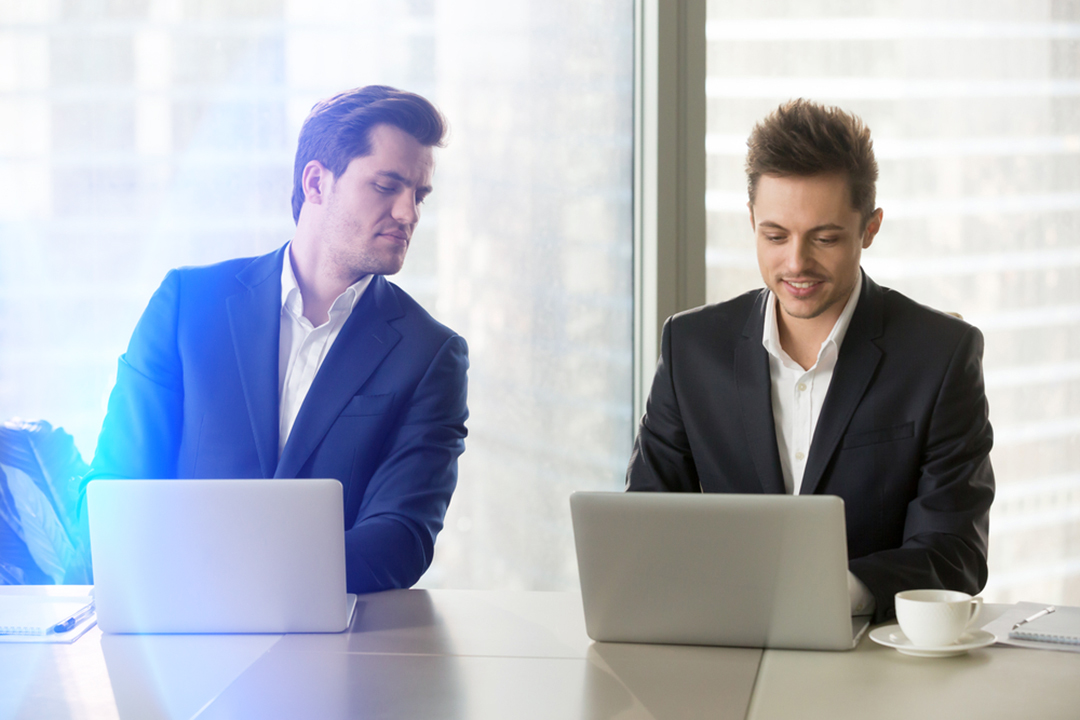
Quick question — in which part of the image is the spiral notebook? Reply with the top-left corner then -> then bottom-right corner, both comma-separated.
1009,607 -> 1080,645
0,595 -> 95,638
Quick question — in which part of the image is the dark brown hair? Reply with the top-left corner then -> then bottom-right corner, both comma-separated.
291,85 -> 447,223
746,99 -> 878,225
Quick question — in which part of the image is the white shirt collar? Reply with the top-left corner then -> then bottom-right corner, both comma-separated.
762,269 -> 863,370
280,242 -> 371,324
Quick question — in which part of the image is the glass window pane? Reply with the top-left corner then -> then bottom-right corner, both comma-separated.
706,1 -> 1080,604
0,0 -> 634,590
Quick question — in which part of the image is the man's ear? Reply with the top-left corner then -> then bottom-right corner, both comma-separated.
862,208 -> 884,249
748,201 -> 756,231
302,161 -> 331,205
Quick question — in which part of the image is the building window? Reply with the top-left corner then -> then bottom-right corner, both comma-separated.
706,1 -> 1080,604
0,0 -> 635,590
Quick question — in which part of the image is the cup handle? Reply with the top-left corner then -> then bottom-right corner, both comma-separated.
967,596 -> 983,627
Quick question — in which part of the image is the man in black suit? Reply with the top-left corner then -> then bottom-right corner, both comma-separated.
627,99 -> 994,622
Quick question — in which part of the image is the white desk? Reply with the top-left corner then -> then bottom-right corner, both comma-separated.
748,605 -> 1080,720
1,588 -> 760,720
3,587 -> 1079,719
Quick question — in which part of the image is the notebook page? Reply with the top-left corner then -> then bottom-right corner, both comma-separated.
1010,607 -> 1080,644
0,596 -> 93,636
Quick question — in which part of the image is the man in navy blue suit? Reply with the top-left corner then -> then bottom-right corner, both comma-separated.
84,86 -> 469,594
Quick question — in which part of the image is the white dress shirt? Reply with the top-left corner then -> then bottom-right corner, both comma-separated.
761,271 -> 874,615
278,246 -> 372,457
762,271 -> 861,496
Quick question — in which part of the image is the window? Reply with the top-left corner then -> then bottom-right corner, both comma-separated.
706,0 -> 1080,604
0,0 -> 635,590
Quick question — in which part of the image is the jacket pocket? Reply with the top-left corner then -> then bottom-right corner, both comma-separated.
841,421 -> 914,449
339,392 -> 395,417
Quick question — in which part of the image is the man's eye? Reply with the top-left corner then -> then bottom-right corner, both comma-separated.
818,236 -> 839,244
375,184 -> 395,193
765,235 -> 785,243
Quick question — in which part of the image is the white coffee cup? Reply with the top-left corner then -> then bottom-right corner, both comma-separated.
895,589 -> 983,648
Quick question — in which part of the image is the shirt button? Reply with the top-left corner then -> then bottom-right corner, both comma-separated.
795,451 -> 805,461
797,383 -> 807,392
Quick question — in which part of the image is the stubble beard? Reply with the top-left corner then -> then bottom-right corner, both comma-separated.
334,242 -> 407,279
775,275 -> 855,322
325,215 -> 409,279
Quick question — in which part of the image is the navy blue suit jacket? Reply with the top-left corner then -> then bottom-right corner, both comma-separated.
627,273 -> 994,622
87,245 -> 469,594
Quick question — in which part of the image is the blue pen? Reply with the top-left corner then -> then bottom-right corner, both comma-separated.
52,604 -> 95,634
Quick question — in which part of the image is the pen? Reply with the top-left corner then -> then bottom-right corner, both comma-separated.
52,604 -> 95,634
1011,605 -> 1056,631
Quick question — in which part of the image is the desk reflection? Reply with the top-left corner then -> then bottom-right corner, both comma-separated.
274,589 -> 589,658
100,633 -> 280,720
587,642 -> 762,720
196,648 -> 642,720
92,590 -> 763,719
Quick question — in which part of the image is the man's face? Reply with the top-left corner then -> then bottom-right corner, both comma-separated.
751,173 -> 881,330
319,123 -> 434,278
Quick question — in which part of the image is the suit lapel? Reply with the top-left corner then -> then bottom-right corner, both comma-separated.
275,275 -> 404,479
735,290 -> 786,495
800,272 -> 884,496
227,246 -> 286,480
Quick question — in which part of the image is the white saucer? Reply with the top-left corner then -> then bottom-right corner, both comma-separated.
869,625 -> 996,657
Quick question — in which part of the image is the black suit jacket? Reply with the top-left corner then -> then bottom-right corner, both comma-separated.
627,272 -> 994,621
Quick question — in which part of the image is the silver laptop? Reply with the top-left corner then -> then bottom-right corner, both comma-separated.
570,492 -> 870,651
88,479 -> 357,634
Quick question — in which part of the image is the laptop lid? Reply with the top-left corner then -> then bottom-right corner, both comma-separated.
570,491 -> 869,651
88,479 -> 352,634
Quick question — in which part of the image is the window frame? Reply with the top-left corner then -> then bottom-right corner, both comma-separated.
632,0 -> 708,425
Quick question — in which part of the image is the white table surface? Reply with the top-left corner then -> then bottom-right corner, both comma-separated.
201,589 -> 761,720
0,587 -> 760,720
3,587 -> 1079,719
747,604 -> 1080,720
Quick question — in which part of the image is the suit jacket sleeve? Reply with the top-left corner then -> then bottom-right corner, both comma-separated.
87,269 -> 185,482
849,325 -> 994,622
342,334 -> 469,594
66,271 -> 184,581
626,318 -> 701,493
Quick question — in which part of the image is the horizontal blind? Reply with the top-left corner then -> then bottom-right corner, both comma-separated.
0,0 -> 635,591
705,1 -> 1080,604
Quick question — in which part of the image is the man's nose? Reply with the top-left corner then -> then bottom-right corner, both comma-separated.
785,235 -> 813,273
392,192 -> 420,226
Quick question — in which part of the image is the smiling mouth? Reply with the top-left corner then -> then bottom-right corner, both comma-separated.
780,279 -> 829,301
